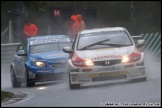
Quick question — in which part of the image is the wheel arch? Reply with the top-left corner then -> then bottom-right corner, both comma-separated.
10,63 -> 16,73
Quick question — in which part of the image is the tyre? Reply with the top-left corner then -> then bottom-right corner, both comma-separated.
69,83 -> 80,89
10,67 -> 21,87
69,72 -> 80,89
25,68 -> 35,87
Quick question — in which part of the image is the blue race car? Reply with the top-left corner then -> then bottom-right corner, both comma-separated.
10,35 -> 72,87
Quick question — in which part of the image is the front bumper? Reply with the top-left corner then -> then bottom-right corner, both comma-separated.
28,72 -> 66,82
26,66 -> 68,82
69,62 -> 146,84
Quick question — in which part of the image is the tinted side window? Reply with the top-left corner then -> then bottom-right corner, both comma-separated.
17,40 -> 27,53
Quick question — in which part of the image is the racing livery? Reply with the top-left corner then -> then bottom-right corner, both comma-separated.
63,27 -> 147,89
10,35 -> 72,87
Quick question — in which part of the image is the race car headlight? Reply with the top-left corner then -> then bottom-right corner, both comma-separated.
122,48 -> 141,63
33,61 -> 45,67
73,59 -> 94,67
72,53 -> 94,67
85,60 -> 94,66
122,56 -> 129,63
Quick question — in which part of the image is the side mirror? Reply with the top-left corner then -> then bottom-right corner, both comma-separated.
63,46 -> 73,53
17,50 -> 27,56
136,39 -> 145,48
131,35 -> 143,44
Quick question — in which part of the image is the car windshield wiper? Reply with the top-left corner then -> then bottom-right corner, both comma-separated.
79,39 -> 110,50
98,43 -> 131,47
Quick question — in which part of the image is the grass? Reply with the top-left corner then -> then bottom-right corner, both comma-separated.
1,91 -> 14,102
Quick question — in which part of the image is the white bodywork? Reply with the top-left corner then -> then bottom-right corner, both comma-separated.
69,49 -> 146,84
68,27 -> 146,84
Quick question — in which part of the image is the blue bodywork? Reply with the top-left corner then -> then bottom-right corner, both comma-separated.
11,35 -> 72,83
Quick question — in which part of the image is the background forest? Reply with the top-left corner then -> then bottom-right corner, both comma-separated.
1,1 -> 161,43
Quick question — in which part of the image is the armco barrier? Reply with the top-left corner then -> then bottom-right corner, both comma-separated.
140,32 -> 161,57
1,43 -> 20,63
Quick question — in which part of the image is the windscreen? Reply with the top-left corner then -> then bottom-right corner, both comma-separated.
77,31 -> 133,50
30,42 -> 72,54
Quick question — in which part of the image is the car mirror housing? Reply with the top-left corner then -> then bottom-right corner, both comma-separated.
136,39 -> 145,48
63,46 -> 73,53
17,50 -> 27,56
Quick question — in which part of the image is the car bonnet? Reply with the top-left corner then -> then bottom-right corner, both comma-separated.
31,51 -> 69,60
75,46 -> 135,61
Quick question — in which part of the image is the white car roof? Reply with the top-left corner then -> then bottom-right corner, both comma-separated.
80,27 -> 126,34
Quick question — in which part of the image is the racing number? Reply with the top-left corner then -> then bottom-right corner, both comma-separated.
53,9 -> 60,16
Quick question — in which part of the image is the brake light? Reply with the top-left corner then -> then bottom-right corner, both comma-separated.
122,48 -> 141,63
71,53 -> 94,67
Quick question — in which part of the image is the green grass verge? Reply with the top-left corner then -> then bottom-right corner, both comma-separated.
1,91 -> 14,102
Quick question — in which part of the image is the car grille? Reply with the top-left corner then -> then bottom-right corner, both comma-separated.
93,59 -> 121,66
49,63 -> 68,69
34,73 -> 65,82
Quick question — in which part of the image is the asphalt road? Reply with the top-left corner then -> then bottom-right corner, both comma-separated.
1,54 -> 161,107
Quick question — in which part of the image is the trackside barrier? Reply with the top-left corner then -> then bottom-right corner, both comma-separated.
132,32 -> 161,57
1,43 -> 20,63
140,32 -> 161,57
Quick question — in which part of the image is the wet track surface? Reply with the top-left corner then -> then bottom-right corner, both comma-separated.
1,55 -> 161,107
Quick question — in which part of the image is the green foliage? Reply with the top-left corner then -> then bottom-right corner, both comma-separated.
1,1 -> 161,36
1,91 -> 14,102
1,1 -> 16,31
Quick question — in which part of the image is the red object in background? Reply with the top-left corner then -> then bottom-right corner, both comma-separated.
70,15 -> 77,21
24,23 -> 38,37
70,15 -> 79,38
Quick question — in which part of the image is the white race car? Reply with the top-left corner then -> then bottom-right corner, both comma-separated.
63,27 -> 146,89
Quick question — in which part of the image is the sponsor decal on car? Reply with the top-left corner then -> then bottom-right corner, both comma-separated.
91,55 -> 122,60
89,71 -> 128,78
98,66 -> 120,72
30,37 -> 71,45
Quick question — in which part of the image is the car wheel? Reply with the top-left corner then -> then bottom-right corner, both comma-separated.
25,69 -> 35,87
70,83 -> 80,89
10,67 -> 21,87
69,72 -> 80,89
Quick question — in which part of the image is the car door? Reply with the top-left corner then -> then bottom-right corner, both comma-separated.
15,40 -> 27,81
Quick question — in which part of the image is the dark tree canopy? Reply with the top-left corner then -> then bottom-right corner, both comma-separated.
1,1 -> 161,42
